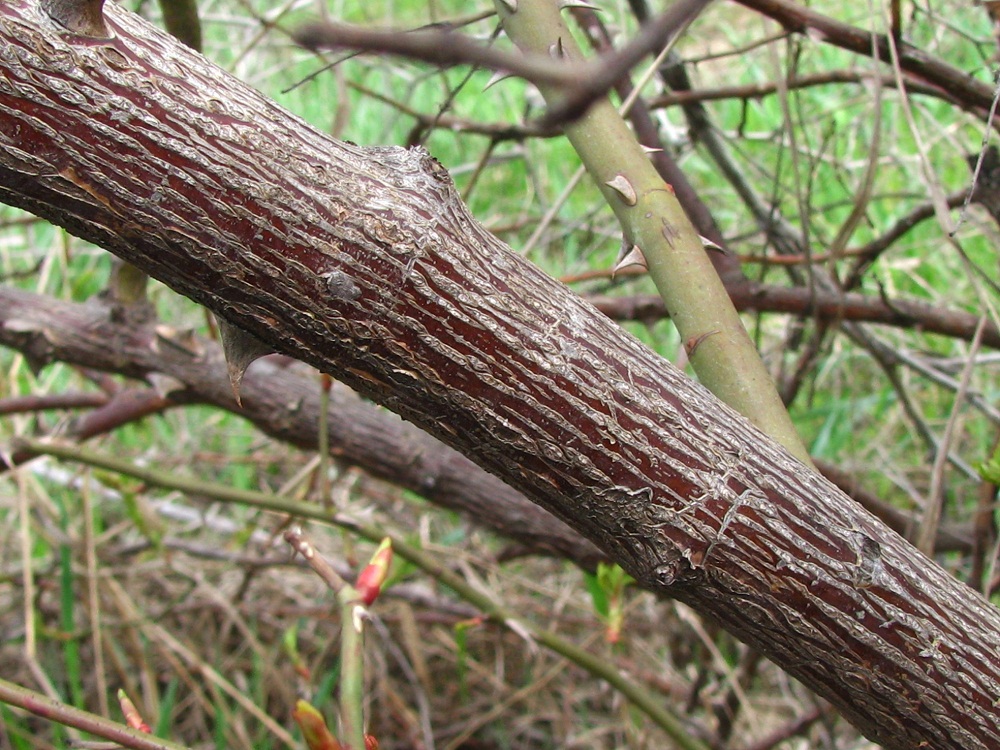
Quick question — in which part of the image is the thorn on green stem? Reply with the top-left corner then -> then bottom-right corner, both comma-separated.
605,174 -> 638,206
612,245 -> 647,277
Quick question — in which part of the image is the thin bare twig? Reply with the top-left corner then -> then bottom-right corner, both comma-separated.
297,0 -> 713,127
294,21 -> 582,89
735,705 -> 827,750
585,285 -> 1000,349
0,391 -> 109,414
539,0 -> 712,126
0,677 -> 193,750
916,317 -> 989,554
648,70 -> 949,109
737,0 -> 998,119
283,525 -> 348,594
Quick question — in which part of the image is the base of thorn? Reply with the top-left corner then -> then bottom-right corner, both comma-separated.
42,0 -> 109,37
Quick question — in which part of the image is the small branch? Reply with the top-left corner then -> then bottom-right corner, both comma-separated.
847,329 -> 982,484
736,0 -> 997,120
347,80 -> 557,140
0,385 -> 171,468
0,391 -> 109,415
916,317 -> 989,554
69,388 -> 172,440
297,1 -> 713,128
0,676 -> 192,750
501,0 -> 812,464
647,70 -> 950,109
294,21 -> 582,89
284,525 -> 348,594
539,0 -> 711,126
852,327 -> 1000,428
586,285 -> 1000,350
284,526 -> 366,750
570,6 -> 738,281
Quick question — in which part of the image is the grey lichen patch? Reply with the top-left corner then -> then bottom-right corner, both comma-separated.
851,532 -> 884,589
649,559 -> 684,587
323,270 -> 361,301
4,317 -> 57,373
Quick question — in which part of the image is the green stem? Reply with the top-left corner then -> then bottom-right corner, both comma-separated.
56,495 -> 84,708
336,590 -> 366,750
497,0 -> 813,466
317,374 -> 332,504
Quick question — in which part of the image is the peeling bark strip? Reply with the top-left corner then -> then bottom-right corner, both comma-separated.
0,1 -> 998,745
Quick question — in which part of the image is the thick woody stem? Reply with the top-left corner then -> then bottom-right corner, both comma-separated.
2,2 -> 1000,746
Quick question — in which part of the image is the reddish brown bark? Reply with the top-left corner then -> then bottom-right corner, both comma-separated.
0,285 -> 605,566
1,1 -> 999,747
0,284 -> 976,557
